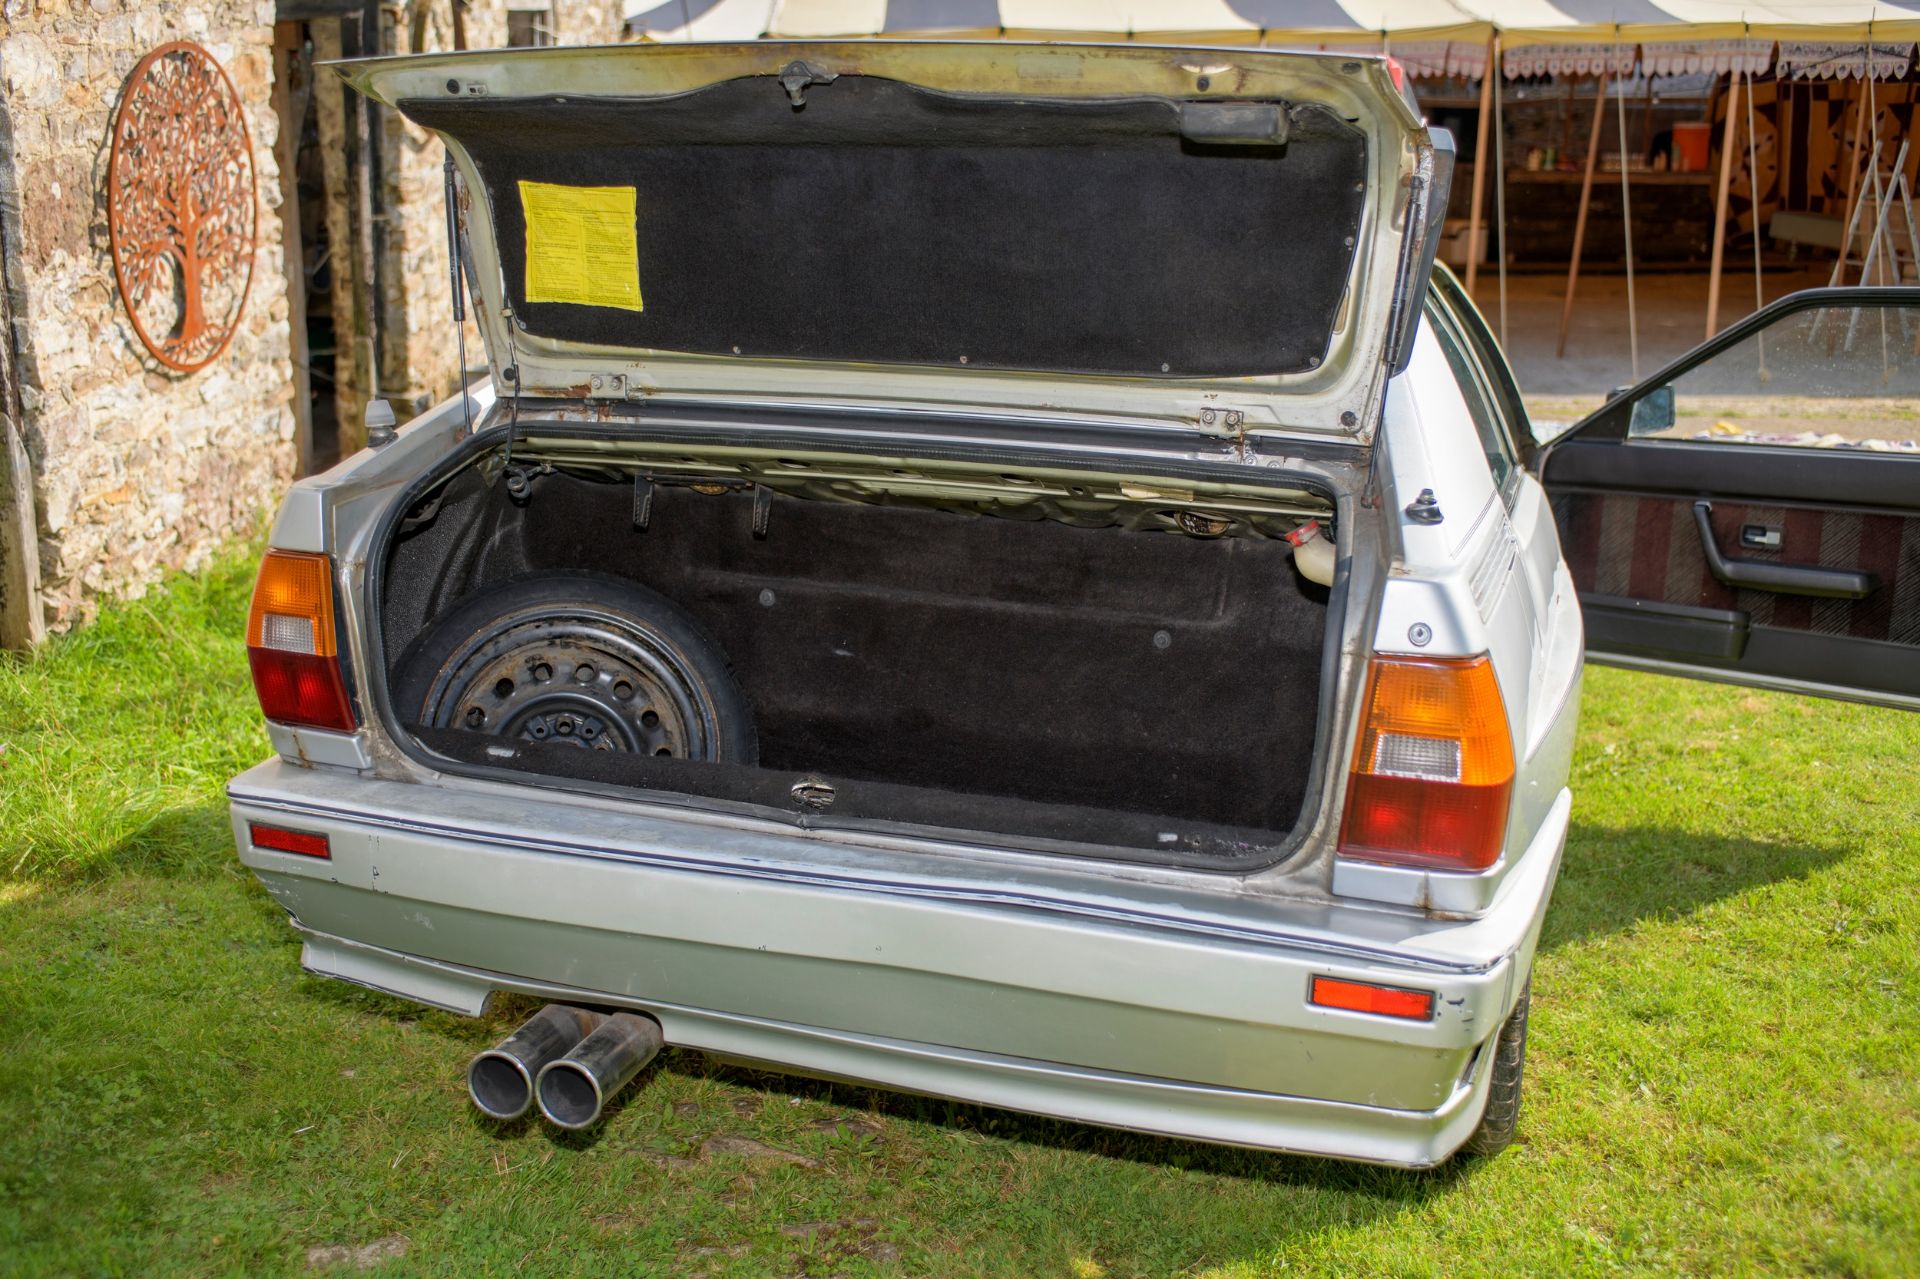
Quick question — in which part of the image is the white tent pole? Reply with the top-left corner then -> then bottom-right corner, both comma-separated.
1706,70 -> 1743,338
1556,68 -> 1611,358
1744,52 -> 1770,380
1744,58 -> 1765,308
1839,79 -> 1872,278
1615,43 -> 1639,382
1866,53 -> 1893,371
1493,34 -> 1509,347
1465,32 -> 1498,298
1868,68 -> 1888,286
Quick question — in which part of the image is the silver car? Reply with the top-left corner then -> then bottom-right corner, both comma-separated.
227,40 -> 1920,1166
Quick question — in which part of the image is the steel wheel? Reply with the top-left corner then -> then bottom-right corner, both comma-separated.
397,575 -> 755,765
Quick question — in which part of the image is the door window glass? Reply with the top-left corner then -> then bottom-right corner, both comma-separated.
1629,302 -> 1920,452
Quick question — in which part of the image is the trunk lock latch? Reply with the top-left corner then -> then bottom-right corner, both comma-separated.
790,777 -> 837,812
778,61 -> 838,108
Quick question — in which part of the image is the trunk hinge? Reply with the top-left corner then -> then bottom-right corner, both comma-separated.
1200,407 -> 1260,464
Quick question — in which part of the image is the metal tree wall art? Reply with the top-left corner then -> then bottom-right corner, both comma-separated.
107,41 -> 258,373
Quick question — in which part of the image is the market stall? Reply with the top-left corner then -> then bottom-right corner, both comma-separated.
623,2 -> 1920,356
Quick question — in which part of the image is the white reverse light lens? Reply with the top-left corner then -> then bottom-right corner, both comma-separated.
1371,732 -> 1462,782
260,612 -> 318,654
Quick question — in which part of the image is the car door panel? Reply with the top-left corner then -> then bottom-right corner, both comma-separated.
1541,287 -> 1920,708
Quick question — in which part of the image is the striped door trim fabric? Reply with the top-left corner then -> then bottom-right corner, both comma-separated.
1553,492 -> 1920,644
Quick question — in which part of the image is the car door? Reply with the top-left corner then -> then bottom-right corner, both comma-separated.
1539,286 -> 1920,709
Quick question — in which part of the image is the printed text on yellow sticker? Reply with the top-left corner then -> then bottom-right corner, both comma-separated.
519,181 -> 643,312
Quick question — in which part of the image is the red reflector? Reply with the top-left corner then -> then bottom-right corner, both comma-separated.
1310,976 -> 1434,1021
248,648 -> 356,733
1385,55 -> 1406,92
248,822 -> 331,859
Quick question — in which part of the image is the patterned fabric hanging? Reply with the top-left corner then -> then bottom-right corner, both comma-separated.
1777,42 -> 1916,80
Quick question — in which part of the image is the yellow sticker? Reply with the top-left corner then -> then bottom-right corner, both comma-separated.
518,180 -> 643,312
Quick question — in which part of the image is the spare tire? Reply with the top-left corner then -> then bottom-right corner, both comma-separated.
391,572 -> 757,765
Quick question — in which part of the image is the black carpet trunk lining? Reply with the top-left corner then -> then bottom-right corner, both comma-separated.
401,76 -> 1367,377
382,468 -> 1330,855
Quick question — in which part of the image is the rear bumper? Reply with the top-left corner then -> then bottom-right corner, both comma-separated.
229,760 -> 1569,1167
295,924 -> 1496,1166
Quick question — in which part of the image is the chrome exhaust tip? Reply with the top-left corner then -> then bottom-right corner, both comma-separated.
467,1004 -> 603,1121
535,1011 -> 664,1130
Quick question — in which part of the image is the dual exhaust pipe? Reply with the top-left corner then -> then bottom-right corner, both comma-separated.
467,1004 -> 663,1129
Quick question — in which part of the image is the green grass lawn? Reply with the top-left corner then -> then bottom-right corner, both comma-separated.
2,552 -> 1917,1277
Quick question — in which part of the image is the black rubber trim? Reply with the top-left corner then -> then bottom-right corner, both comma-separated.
1588,619 -> 1920,698
360,417 -> 1356,875
1580,593 -> 1749,661
1385,130 -> 1454,376
509,395 -> 1372,471
1543,437 -> 1920,513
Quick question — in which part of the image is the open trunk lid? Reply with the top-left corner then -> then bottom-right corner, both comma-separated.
340,41 -> 1449,443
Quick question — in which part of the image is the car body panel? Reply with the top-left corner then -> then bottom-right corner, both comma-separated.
1339,296 -> 1583,915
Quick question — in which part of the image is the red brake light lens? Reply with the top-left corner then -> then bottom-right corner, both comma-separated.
1310,975 -> 1434,1021
246,550 -> 357,732
248,822 -> 331,859
1337,654 -> 1514,871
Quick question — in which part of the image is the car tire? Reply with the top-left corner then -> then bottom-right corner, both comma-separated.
1461,980 -> 1530,1158
392,572 -> 757,765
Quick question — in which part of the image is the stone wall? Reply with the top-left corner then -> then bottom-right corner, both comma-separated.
0,1 -> 625,640
329,0 -> 625,450
0,1 -> 296,634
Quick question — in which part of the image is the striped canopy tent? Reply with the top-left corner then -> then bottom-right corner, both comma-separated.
627,2 -> 1920,60
625,1 -> 1920,360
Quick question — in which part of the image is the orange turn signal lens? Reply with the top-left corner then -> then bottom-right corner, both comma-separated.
246,551 -> 356,732
1338,654 -> 1514,871
247,550 -> 336,656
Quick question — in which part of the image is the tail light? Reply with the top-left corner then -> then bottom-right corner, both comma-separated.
1337,654 -> 1513,871
246,550 -> 357,732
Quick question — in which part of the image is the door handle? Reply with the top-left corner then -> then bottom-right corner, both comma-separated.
1692,502 -> 1878,600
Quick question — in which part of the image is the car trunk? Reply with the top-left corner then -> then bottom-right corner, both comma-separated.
374,436 -> 1341,866
341,40 -> 1432,865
